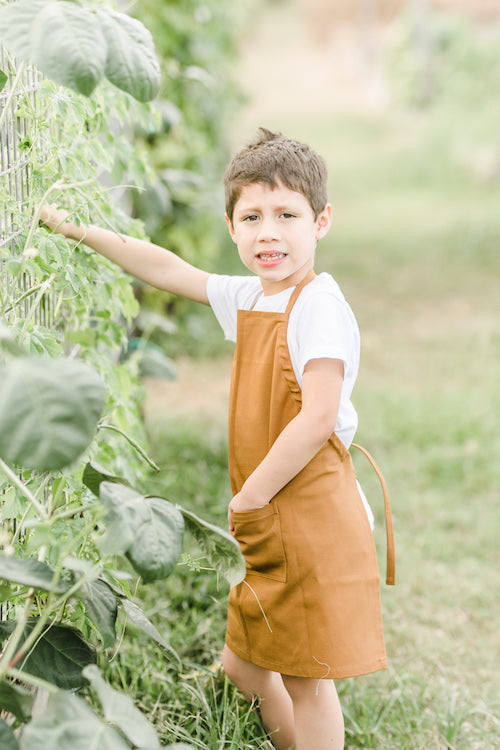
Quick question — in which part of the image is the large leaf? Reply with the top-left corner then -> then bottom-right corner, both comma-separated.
20,690 -> 130,750
0,555 -> 69,595
97,9 -> 161,102
0,680 -> 33,723
19,622 -> 96,690
0,1 -> 160,101
83,665 -> 161,750
180,507 -> 246,589
0,0 -> 106,96
0,357 -> 105,471
0,0 -> 47,61
99,483 -> 184,582
0,719 -> 19,750
78,578 -> 117,649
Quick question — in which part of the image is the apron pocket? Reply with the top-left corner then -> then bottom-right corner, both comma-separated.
232,502 -> 287,582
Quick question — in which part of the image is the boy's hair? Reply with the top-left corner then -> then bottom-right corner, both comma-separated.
224,128 -> 328,224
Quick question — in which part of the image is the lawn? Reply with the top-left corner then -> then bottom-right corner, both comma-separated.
109,9 -> 500,749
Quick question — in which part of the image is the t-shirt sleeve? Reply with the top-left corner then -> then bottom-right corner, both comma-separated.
295,292 -> 358,380
206,274 -> 262,342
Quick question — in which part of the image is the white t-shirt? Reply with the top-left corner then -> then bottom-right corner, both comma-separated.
207,271 -> 360,448
207,271 -> 374,529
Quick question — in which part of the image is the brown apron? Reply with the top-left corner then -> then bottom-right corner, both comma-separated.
226,271 -> 395,679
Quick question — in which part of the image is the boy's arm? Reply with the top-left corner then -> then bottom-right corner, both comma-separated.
40,205 -> 210,304
228,357 -> 344,529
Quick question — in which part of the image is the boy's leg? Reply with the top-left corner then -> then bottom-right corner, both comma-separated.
221,644 -> 296,750
281,674 -> 344,750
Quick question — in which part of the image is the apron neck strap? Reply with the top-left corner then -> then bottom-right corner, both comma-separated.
285,269 -> 316,315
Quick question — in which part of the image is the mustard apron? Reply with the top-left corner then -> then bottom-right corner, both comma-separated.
226,271 -> 395,679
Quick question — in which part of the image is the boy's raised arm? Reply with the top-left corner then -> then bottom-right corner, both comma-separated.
40,205 -> 210,304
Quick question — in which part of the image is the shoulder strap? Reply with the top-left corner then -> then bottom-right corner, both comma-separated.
351,443 -> 396,586
285,270 -> 316,315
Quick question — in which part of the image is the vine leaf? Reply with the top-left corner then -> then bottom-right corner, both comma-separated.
97,9 -> 161,102
180,507 -> 246,589
0,554 -> 69,595
119,596 -> 181,666
83,665 -> 161,750
0,70 -> 7,93
16,621 -> 96,690
0,680 -> 33,724
78,578 -> 118,649
20,690 -> 130,749
82,461 -> 128,497
98,482 -> 185,582
0,0 -> 160,101
0,356 -> 105,472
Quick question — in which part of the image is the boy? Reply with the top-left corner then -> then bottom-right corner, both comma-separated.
41,128 -> 394,750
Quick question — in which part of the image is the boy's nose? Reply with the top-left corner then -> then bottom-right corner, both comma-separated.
257,218 -> 280,242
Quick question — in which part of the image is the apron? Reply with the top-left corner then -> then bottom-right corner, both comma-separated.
226,271 -> 395,679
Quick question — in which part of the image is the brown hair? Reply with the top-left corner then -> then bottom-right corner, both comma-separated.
224,128 -> 328,224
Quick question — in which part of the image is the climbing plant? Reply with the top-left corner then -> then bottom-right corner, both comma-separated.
0,0 -> 247,746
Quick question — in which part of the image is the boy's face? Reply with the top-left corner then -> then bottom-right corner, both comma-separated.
226,180 -> 332,296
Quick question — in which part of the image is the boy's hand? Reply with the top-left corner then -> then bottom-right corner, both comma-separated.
39,204 -> 80,239
228,491 -> 270,531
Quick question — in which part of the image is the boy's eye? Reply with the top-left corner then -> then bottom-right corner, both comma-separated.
280,212 -> 295,219
243,215 -> 258,222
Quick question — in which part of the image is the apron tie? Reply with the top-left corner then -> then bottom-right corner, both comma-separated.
351,443 -> 396,586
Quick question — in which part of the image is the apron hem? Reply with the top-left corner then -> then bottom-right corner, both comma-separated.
225,635 -> 387,680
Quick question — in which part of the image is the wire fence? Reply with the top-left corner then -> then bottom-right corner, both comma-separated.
0,46 -> 55,328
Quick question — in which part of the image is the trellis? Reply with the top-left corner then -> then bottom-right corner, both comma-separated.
0,46 -> 54,328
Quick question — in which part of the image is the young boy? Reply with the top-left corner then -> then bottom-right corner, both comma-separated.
41,128 -> 394,750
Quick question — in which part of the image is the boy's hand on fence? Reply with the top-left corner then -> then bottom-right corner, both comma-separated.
40,204 -> 80,239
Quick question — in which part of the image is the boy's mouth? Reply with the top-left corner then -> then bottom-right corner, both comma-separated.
256,251 -> 287,267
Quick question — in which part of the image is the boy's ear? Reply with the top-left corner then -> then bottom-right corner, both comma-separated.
225,213 -> 237,242
315,203 -> 332,240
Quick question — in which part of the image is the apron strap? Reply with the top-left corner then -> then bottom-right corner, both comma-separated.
351,443 -> 396,586
285,270 -> 316,315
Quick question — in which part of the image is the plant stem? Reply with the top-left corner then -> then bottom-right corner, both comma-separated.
98,422 -> 160,472
7,666 -> 59,694
0,458 -> 48,520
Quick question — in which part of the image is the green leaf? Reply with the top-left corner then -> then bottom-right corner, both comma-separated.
19,622 -> 96,690
119,597 -> 181,665
0,357 -> 105,471
99,483 -> 184,582
0,719 -> 20,750
78,579 -> 117,649
0,0 -> 106,97
97,9 -> 161,102
0,555 -> 69,595
83,665 -> 161,750
0,620 -> 15,641
180,507 -> 246,589
82,461 -> 128,497
0,70 -> 8,93
0,680 -> 33,723
20,690 -> 130,750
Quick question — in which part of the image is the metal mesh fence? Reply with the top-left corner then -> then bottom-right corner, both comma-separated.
0,46 -> 54,328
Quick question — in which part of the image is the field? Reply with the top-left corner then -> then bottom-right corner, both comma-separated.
117,4 -> 500,748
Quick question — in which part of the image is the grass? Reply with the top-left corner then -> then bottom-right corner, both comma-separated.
104,10 -> 500,749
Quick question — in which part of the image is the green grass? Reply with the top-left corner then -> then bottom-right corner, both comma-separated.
106,22 -> 500,749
